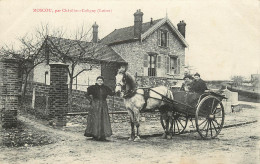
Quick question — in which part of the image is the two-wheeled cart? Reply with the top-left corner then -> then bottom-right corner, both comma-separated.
161,90 -> 226,139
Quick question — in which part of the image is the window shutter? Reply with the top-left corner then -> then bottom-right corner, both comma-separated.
158,30 -> 161,46
157,55 -> 161,68
167,32 -> 169,47
165,56 -> 170,74
143,54 -> 148,67
165,56 -> 167,71
177,58 -> 180,74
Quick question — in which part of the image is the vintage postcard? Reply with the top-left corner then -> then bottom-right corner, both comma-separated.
0,0 -> 259,163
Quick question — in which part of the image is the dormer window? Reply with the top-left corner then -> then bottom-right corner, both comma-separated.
158,30 -> 169,47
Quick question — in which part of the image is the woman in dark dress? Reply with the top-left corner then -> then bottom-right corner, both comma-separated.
84,76 -> 114,141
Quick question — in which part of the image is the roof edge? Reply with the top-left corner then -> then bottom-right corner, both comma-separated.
107,38 -> 139,46
141,18 -> 189,48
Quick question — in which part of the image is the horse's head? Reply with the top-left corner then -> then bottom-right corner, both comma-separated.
115,72 -> 126,96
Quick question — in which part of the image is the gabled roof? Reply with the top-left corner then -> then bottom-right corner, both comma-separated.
101,17 -> 189,47
45,36 -> 126,63
100,18 -> 163,45
142,18 -> 189,47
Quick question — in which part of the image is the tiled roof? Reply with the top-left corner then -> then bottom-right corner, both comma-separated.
101,19 -> 163,45
85,43 -> 127,63
46,36 -> 126,63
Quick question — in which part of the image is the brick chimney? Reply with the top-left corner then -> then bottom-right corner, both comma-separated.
92,22 -> 99,43
134,9 -> 143,39
177,20 -> 186,38
150,18 -> 153,26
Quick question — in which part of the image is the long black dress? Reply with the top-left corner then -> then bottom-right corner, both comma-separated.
84,84 -> 114,140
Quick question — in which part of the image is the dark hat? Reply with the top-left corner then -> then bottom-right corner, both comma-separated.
194,73 -> 200,77
183,75 -> 193,80
96,76 -> 104,81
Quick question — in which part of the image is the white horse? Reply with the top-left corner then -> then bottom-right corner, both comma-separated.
115,71 -> 174,141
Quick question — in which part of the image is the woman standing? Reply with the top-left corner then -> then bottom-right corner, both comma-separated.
84,76 -> 114,141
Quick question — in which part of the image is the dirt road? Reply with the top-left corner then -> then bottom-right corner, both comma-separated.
0,102 -> 260,164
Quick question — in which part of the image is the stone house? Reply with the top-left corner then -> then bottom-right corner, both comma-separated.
101,9 -> 189,78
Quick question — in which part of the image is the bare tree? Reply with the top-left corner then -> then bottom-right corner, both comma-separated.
40,24 -> 108,111
1,33 -> 46,98
231,75 -> 245,86
2,23 -> 121,111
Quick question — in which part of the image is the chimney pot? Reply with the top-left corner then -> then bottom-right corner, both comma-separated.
134,9 -> 143,39
177,20 -> 186,38
92,22 -> 99,43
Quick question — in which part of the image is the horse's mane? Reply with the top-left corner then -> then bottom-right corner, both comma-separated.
125,72 -> 136,91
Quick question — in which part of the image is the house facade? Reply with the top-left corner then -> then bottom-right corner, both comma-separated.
101,9 -> 188,79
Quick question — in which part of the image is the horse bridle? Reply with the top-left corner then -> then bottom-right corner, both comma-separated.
116,73 -> 127,94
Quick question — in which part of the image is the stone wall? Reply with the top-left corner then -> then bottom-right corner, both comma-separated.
24,82 -> 90,113
136,76 -> 182,88
71,90 -> 90,112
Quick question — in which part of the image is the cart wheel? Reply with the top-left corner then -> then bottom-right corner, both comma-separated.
172,112 -> 188,135
195,95 -> 225,139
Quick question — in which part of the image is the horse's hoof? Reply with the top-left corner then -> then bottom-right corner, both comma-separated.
161,133 -> 167,139
128,137 -> 134,141
134,136 -> 140,142
167,135 -> 173,139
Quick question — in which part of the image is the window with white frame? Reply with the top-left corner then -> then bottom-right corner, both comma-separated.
165,55 -> 180,75
143,53 -> 157,76
158,30 -> 169,47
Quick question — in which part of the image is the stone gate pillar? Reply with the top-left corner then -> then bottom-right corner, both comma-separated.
0,58 -> 22,128
49,63 -> 68,126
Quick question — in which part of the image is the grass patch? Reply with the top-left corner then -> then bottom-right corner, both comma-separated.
238,104 -> 255,109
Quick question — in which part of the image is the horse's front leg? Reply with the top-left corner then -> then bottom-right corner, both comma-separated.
133,107 -> 141,142
130,121 -> 135,141
160,112 -> 168,139
168,112 -> 174,139
128,110 -> 135,141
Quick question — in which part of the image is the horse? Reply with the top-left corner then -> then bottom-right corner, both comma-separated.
115,71 -> 175,141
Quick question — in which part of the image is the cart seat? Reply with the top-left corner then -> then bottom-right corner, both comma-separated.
172,91 -> 201,108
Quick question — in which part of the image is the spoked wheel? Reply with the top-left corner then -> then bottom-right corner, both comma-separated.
195,95 -> 225,139
172,112 -> 188,135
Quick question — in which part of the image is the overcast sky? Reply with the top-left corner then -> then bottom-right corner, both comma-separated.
0,0 -> 259,80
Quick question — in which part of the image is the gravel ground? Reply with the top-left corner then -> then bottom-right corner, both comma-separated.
0,101 -> 259,164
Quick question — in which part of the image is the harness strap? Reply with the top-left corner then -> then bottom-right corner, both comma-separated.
149,88 -> 173,103
141,88 -> 150,111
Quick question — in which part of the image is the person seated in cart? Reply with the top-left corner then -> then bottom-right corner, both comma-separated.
180,75 -> 193,91
190,73 -> 208,94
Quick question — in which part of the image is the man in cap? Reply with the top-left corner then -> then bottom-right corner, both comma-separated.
190,73 -> 208,94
